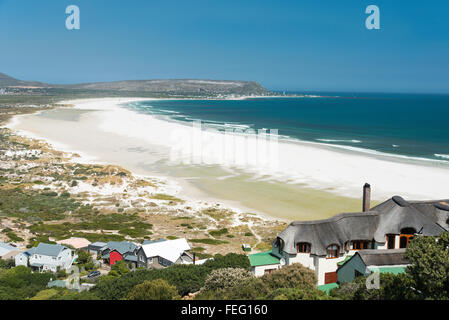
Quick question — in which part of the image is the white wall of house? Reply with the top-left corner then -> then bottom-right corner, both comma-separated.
252,264 -> 281,277
15,253 -> 29,267
29,249 -> 73,272
315,255 -> 347,285
289,253 -> 315,270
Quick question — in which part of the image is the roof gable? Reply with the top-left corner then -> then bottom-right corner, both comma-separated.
141,238 -> 190,263
32,243 -> 69,257
278,195 -> 448,257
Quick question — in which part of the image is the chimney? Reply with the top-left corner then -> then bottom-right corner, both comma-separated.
363,183 -> 371,212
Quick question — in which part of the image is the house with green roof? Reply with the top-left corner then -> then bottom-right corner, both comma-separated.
249,250 -> 281,276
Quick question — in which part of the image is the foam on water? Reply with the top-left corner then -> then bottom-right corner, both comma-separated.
92,100 -> 449,201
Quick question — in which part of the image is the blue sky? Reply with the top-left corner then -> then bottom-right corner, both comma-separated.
0,0 -> 448,93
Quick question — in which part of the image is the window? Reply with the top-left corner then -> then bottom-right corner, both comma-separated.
400,235 -> 414,248
296,242 -> 311,253
264,268 -> 277,275
139,255 -> 145,262
355,270 -> 364,278
158,257 -> 172,267
399,228 -> 415,248
326,244 -> 339,258
386,234 -> 396,249
351,240 -> 372,250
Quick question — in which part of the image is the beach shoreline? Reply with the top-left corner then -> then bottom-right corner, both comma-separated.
6,97 -> 449,222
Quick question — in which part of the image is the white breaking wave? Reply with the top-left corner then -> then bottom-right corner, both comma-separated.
13,98 -> 449,202
435,154 -> 449,159
316,139 -> 362,143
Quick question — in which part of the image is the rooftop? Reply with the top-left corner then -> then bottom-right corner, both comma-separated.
249,250 -> 280,267
358,249 -> 409,266
141,238 -> 190,263
56,237 -> 91,249
277,196 -> 449,257
27,243 -> 70,257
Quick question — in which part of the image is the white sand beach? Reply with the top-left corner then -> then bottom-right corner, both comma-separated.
6,97 -> 449,221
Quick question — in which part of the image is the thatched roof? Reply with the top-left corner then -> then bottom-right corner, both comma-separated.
277,196 -> 449,257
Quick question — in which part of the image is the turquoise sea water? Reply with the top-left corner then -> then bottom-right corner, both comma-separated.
126,93 -> 449,162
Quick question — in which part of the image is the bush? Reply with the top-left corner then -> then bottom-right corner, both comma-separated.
203,268 -> 254,291
209,228 -> 228,237
261,263 -> 317,290
0,266 -> 52,300
110,260 -> 130,276
0,258 -> 15,269
196,276 -> 269,300
127,279 -> 179,300
91,253 -> 250,299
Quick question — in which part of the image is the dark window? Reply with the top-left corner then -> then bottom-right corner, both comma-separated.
401,228 -> 416,235
327,244 -> 339,258
355,270 -> 364,278
264,268 -> 277,274
352,240 -> 372,250
399,228 -> 415,248
296,242 -> 311,253
400,235 -> 414,248
387,234 -> 396,249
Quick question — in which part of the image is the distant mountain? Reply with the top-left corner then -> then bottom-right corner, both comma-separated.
0,72 -> 48,87
0,72 -> 270,96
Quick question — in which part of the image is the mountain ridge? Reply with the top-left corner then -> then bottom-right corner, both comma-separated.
0,72 -> 271,95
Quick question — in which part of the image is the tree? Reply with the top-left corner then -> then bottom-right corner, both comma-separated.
127,279 -> 179,300
203,268 -> 254,291
404,232 -> 449,299
330,273 -> 417,300
92,253 -> 251,300
110,260 -> 130,276
261,263 -> 317,290
0,258 -> 15,269
76,250 -> 92,265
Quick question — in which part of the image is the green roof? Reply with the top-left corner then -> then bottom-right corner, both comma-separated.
368,266 -> 406,275
318,283 -> 339,294
249,250 -> 280,267
337,255 -> 353,266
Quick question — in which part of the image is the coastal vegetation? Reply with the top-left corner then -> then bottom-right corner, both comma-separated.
0,104 -> 285,257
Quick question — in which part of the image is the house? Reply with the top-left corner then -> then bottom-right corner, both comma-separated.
136,238 -> 193,269
252,184 -> 449,285
87,242 -> 108,255
337,249 -> 409,284
0,242 -> 20,259
56,237 -> 91,250
249,250 -> 281,276
15,243 -> 76,272
100,241 -> 138,267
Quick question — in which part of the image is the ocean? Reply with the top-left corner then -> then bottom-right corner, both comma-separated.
126,93 -> 449,162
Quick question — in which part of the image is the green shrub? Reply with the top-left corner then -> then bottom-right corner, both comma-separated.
127,279 -> 179,300
209,228 -> 228,237
203,268 -> 253,291
261,263 -> 317,290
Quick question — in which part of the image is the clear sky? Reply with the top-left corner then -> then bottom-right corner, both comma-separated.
1,0 -> 448,93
